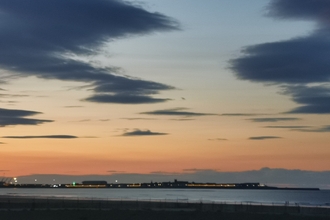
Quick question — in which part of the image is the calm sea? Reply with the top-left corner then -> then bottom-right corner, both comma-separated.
1,188 -> 330,207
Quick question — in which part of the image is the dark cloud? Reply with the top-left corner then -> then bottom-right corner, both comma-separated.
140,108 -> 217,117
249,136 -> 282,140
292,125 -> 330,133
248,117 -> 300,122
0,0 -> 179,104
85,94 -> 171,104
121,129 -> 168,136
265,125 -> 330,132
266,0 -> 330,24
221,113 -> 261,116
230,0 -> 330,114
265,125 -> 311,129
2,135 -> 78,139
0,108 -> 41,118
0,108 -> 53,127
230,33 -> 330,84
284,85 -> 330,114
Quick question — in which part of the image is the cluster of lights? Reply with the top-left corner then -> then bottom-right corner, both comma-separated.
9,177 -> 18,184
127,183 -> 141,187
187,183 -> 236,187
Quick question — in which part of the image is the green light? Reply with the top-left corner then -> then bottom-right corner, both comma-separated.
73,182 -> 76,186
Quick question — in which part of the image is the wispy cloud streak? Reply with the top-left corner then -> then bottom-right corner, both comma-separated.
248,117 -> 301,122
249,136 -> 282,140
141,108 -> 217,117
292,125 -> 330,133
121,129 -> 168,136
2,135 -> 78,139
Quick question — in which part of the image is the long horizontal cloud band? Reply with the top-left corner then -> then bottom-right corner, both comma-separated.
140,108 -> 217,117
85,94 -> 171,104
249,136 -> 281,140
2,135 -> 78,139
0,0 -> 179,104
230,0 -> 330,114
0,108 -> 41,117
0,108 -> 52,127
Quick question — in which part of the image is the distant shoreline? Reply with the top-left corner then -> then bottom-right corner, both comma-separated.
0,180 -> 320,190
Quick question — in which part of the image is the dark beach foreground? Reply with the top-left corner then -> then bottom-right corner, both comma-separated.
0,196 -> 329,220
1,209 -> 330,220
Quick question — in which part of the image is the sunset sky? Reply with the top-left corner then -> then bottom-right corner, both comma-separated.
1,0 -> 330,183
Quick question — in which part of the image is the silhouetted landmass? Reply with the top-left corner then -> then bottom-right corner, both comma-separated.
0,179 -> 320,190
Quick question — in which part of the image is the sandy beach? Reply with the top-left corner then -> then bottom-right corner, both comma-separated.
0,196 -> 329,220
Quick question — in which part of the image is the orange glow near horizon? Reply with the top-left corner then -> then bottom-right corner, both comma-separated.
1,137 -> 329,177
